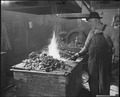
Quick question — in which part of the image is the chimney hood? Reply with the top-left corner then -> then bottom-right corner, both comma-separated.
1,0 -> 82,15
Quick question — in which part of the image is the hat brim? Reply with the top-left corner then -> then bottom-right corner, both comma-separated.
86,17 -> 102,21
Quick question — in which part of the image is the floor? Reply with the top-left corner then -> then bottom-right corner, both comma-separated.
82,70 -> 119,96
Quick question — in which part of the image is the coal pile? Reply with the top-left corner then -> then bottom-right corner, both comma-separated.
21,52 -> 68,72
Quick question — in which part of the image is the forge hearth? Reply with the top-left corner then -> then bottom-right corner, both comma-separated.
11,51 -> 77,72
11,59 -> 83,97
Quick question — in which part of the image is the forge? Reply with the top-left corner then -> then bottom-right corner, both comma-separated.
10,31 -> 83,97
11,60 -> 83,97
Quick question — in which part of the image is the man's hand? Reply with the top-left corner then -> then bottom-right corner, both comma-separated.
70,53 -> 80,61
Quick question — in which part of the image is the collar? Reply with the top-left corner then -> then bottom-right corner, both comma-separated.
95,23 -> 104,31
94,29 -> 103,34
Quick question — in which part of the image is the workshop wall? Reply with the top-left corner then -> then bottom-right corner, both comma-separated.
97,9 -> 119,25
1,11 -> 81,54
2,11 -> 55,54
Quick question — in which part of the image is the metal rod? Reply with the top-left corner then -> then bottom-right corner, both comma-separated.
1,84 -> 15,94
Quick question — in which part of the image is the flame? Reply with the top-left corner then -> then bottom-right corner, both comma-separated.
48,31 -> 60,59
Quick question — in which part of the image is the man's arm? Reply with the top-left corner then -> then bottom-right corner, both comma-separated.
79,30 -> 94,53
70,30 -> 94,60
75,30 -> 94,57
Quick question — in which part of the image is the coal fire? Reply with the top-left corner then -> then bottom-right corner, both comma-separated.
21,31 -> 71,72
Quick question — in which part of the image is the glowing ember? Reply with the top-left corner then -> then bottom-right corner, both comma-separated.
48,31 -> 60,59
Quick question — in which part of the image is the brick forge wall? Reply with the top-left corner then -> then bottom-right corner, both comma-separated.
66,62 -> 82,97
14,72 -> 66,97
13,62 -> 82,97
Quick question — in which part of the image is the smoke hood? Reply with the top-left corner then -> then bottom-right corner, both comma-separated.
2,0 -> 82,15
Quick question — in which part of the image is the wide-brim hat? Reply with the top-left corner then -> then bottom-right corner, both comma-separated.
86,12 -> 102,21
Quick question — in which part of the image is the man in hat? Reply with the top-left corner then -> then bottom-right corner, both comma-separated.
70,12 -> 116,97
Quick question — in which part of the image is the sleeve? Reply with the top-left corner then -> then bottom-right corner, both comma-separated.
84,30 -> 94,49
78,30 -> 94,54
